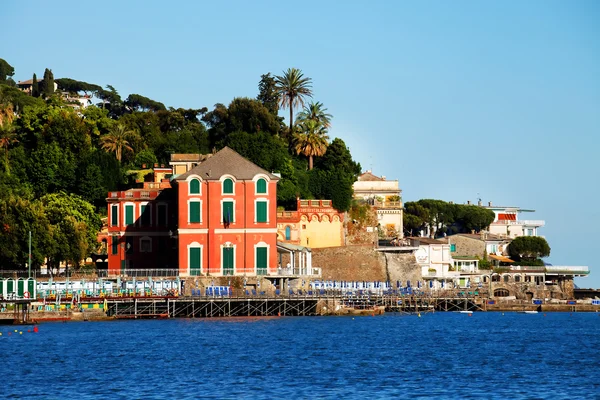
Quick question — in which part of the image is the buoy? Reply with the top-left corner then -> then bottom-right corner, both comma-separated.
23,291 -> 30,299
14,330 -> 17,332
468,313 -> 472,317
8,332 -> 11,336
418,313 -> 421,318
33,326 -> 39,333
19,332 -> 22,335
277,312 -> 281,317
27,329 -> 31,333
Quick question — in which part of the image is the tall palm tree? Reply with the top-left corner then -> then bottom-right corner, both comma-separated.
0,121 -> 17,173
100,123 -> 138,163
275,68 -> 313,135
293,119 -> 329,170
295,101 -> 332,129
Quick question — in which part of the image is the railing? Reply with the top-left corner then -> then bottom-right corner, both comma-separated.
492,220 -> 545,226
510,266 -> 546,272
374,200 -> 403,209
545,266 -> 589,275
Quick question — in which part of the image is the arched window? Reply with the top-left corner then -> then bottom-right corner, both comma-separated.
223,178 -> 234,194
256,178 -> 267,194
515,275 -> 521,283
285,226 -> 291,240
494,289 -> 510,297
503,275 -> 510,283
190,178 -> 200,194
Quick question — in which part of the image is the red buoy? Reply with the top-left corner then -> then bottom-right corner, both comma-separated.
33,326 -> 39,333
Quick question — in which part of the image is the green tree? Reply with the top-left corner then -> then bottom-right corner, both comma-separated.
32,73 -> 39,97
292,119 -> 329,170
296,101 -> 332,129
275,68 -> 313,136
508,236 -> 551,261
403,202 -> 429,236
125,94 -> 166,112
100,123 -> 139,163
41,68 -> 55,96
257,73 -> 280,116
0,58 -> 15,84
0,120 -> 17,173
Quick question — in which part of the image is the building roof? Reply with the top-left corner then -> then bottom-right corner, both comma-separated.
357,171 -> 384,181
488,254 -> 514,263
451,233 -> 509,242
409,237 -> 446,245
174,146 -> 279,181
170,153 -> 212,162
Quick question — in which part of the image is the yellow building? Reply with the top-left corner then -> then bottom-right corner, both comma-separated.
277,199 -> 345,248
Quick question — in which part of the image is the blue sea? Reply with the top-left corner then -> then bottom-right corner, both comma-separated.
2,312 -> 600,399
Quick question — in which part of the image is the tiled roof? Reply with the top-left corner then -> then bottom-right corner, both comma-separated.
174,147 -> 280,181
17,78 -> 44,86
170,153 -> 212,162
357,171 -> 384,181
451,233 -> 509,242
409,237 -> 446,245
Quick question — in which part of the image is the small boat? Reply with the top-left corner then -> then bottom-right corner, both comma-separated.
518,310 -> 539,314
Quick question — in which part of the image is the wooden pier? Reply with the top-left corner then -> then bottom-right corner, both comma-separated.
104,294 -> 488,319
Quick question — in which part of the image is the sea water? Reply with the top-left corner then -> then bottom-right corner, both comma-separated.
2,312 -> 599,399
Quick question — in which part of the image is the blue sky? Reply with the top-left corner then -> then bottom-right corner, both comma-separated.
3,1 -> 599,287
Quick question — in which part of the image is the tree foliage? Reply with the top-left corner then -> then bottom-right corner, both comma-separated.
275,68 -> 313,136
0,58 -> 15,84
508,236 -> 551,260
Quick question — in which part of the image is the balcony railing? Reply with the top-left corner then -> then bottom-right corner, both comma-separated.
492,220 -> 545,227
545,266 -> 589,275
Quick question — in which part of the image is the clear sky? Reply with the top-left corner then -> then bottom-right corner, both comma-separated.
3,1 -> 599,287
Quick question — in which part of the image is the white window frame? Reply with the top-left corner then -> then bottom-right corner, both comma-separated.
254,198 -> 269,223
187,242 -> 203,275
220,175 -> 236,195
187,199 -> 203,224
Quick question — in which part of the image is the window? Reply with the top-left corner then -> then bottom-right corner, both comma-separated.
125,205 -> 134,226
450,244 -> 456,252
111,205 -> 118,226
111,236 -> 118,255
256,247 -> 267,275
141,204 -> 151,226
256,178 -> 267,194
223,178 -> 234,194
140,238 -> 152,253
189,246 -> 201,276
126,236 -> 134,254
256,201 -> 267,223
189,201 -> 201,223
285,226 -> 291,240
157,204 -> 167,226
190,178 -> 200,194
515,275 -> 521,282
222,201 -> 234,226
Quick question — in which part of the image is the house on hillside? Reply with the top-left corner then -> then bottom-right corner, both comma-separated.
352,170 -> 403,238
478,200 -> 545,238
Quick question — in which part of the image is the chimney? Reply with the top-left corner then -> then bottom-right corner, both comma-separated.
467,200 -> 471,205
488,201 -> 492,207
478,199 -> 482,206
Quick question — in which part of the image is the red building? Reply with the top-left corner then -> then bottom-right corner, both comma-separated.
173,147 -> 280,277
105,168 -> 178,274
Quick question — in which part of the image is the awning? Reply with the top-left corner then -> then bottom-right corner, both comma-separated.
488,254 -> 514,263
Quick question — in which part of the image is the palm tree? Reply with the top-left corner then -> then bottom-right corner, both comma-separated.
274,68 -> 313,135
293,120 -> 329,170
100,123 -> 138,163
296,101 -> 332,129
0,121 -> 17,173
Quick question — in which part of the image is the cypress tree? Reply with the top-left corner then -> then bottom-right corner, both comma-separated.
42,68 -> 55,96
32,73 -> 39,97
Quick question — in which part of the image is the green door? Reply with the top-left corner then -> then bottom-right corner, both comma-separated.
223,247 -> 234,275
190,247 -> 201,276
256,247 -> 267,275
0,280 -> 3,297
7,279 -> 14,296
17,279 -> 24,297
28,279 -> 35,298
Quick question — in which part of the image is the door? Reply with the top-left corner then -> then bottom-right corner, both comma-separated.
223,247 -> 234,275
190,247 -> 201,276
256,247 -> 267,275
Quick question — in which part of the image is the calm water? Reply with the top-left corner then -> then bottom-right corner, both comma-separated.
2,312 -> 600,399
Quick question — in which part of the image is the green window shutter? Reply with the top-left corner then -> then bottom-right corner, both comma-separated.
190,247 -> 201,276
450,244 -> 456,252
111,205 -> 118,226
190,179 -> 200,194
189,201 -> 201,223
223,178 -> 233,194
223,201 -> 234,225
141,204 -> 150,226
256,247 -> 267,275
111,236 -> 118,255
125,205 -> 134,225
256,179 -> 267,194
257,201 -> 267,223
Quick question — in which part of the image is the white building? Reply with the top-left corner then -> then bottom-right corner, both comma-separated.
481,201 -> 545,238
352,170 -> 403,238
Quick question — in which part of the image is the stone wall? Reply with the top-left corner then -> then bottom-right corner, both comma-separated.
448,235 -> 485,257
312,246 -> 421,283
